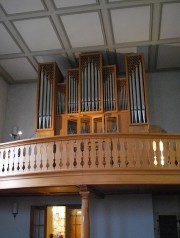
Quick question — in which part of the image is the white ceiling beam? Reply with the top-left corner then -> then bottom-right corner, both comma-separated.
43,0 -> 77,68
149,3 -> 162,71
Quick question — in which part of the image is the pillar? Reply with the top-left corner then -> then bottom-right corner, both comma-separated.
80,191 -> 90,238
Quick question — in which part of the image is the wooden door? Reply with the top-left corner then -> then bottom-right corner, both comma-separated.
69,209 -> 82,238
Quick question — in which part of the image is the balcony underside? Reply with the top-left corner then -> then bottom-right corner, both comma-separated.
1,169 -> 180,195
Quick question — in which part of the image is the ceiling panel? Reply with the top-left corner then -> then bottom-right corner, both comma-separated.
0,0 -> 45,14
110,6 -> 150,44
0,23 -> 21,54
157,44 -> 180,70
0,0 -> 180,83
13,18 -> 62,51
54,0 -> 97,8
60,12 -> 104,48
160,3 -> 180,40
0,58 -> 37,81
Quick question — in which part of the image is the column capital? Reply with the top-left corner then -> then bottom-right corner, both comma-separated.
80,191 -> 90,199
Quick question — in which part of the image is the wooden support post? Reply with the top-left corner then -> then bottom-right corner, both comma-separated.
80,191 -> 90,238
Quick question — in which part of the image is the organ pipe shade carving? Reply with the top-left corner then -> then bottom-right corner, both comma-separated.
79,53 -> 102,112
126,54 -> 148,124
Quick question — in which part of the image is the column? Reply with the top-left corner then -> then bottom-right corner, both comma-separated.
80,191 -> 90,238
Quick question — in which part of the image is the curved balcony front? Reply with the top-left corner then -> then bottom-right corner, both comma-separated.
0,133 -> 180,190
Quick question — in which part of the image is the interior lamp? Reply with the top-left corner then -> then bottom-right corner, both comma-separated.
10,127 -> 22,140
12,202 -> 19,219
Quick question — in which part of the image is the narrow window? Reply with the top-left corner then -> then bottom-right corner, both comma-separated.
30,206 -> 46,238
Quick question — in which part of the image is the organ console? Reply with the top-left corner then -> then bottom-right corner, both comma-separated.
36,52 -> 149,137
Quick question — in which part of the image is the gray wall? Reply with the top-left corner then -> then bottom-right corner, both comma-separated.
0,77 -> 8,142
0,194 -> 154,238
90,194 -> 154,238
3,82 -> 37,142
147,71 -> 180,133
153,195 -> 180,238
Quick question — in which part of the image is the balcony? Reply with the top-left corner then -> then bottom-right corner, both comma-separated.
0,133 -> 180,192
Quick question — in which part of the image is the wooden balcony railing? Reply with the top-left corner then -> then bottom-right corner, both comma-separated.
0,133 -> 180,188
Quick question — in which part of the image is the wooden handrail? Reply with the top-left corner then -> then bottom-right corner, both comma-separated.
0,132 -> 180,148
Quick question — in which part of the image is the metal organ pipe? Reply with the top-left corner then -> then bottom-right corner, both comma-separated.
91,60 -> 94,110
98,68 -> 100,110
129,73 -> 134,123
127,57 -> 147,124
75,77 -> 77,112
68,74 -> 78,113
84,63 -> 87,111
38,67 -> 44,129
68,75 -> 71,113
81,58 -> 101,111
43,71 -> 47,128
57,88 -> 66,115
138,61 -> 146,123
81,70 -> 84,111
112,73 -> 115,110
46,76 -> 50,123
131,70 -> 138,123
103,69 -> 116,112
94,64 -> 98,110
49,78 -> 52,128
135,65 -> 141,123
87,60 -> 91,110
38,67 -> 53,129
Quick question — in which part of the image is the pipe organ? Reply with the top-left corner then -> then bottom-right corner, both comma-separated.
36,53 -> 149,137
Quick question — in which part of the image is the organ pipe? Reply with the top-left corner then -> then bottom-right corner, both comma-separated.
67,69 -> 79,114
80,55 -> 102,112
117,79 -> 128,112
103,66 -> 116,112
126,55 -> 148,124
38,66 -> 53,129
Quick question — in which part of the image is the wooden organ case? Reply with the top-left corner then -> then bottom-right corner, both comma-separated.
36,53 -> 149,137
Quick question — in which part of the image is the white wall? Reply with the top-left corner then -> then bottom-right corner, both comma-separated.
0,77 -> 8,142
147,71 -> 180,133
3,82 -> 37,142
0,194 -> 154,238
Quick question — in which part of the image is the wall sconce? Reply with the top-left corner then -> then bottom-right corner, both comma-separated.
10,127 -> 22,140
12,202 -> 19,219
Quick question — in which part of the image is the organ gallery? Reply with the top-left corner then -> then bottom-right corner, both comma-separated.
36,52 -> 150,137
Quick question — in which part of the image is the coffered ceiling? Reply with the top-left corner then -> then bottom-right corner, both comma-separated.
0,0 -> 180,83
